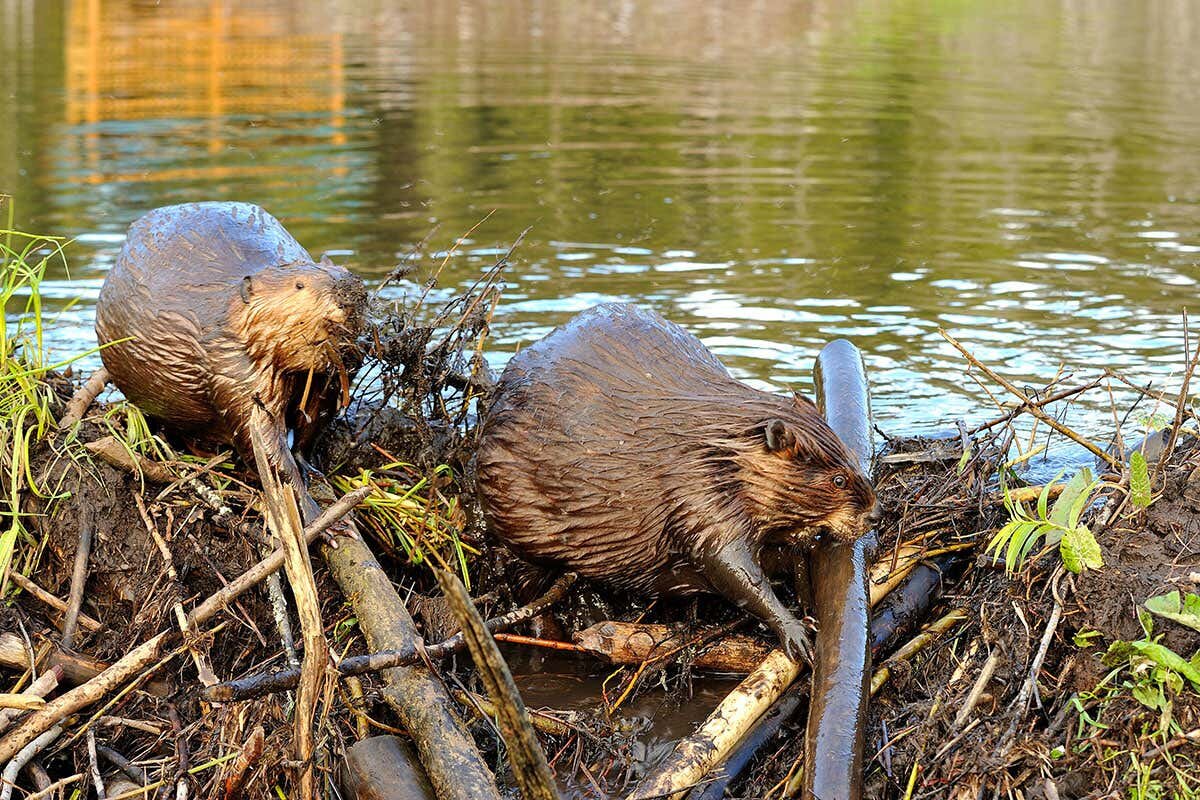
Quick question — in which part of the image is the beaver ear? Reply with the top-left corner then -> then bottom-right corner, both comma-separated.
764,419 -> 797,454
319,254 -> 334,267
791,391 -> 818,413
239,276 -> 253,304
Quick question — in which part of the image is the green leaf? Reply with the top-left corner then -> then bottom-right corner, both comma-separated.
1130,451 -> 1152,508
1106,639 -> 1200,689
1005,520 -> 1044,572
1060,524 -> 1103,574
1144,591 -> 1200,634
1132,680 -> 1166,711
1049,468 -> 1094,528
956,442 -> 972,475
1073,629 -> 1101,648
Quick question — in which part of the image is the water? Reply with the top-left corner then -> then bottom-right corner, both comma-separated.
4,0 -> 1200,466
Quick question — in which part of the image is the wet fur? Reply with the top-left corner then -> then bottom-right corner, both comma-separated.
476,302 -> 876,597
96,202 -> 366,486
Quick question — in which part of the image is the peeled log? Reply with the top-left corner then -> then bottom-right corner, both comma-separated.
573,621 -> 773,673
807,339 -> 875,800
322,537 -> 501,800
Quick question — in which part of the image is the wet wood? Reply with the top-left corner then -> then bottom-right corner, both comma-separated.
627,650 -> 803,800
573,621 -> 772,673
437,568 -> 559,800
8,573 -> 103,633
251,415 -> 327,800
805,339 -> 875,800
339,736 -> 436,800
84,435 -> 176,483
58,367 -> 109,429
322,536 -> 501,800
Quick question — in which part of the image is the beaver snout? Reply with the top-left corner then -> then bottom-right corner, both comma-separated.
866,502 -> 883,526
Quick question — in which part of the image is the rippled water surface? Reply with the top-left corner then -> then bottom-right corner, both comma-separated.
4,0 -> 1200,449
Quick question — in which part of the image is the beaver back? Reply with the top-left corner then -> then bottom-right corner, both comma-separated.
95,202 -> 352,448
476,303 -> 857,595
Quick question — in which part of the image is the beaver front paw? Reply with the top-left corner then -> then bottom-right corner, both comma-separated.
775,617 -> 814,665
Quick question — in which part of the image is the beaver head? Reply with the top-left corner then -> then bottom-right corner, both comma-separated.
234,259 -> 367,373
725,394 -> 879,544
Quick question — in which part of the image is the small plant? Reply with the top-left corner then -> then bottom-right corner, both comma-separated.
987,468 -> 1104,573
1130,450 -> 1153,509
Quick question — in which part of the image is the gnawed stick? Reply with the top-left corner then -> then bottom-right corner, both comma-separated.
436,568 -> 559,800
0,724 -> 63,800
250,414 -> 327,800
59,367 -> 109,429
322,535 -> 502,800
204,572 -> 576,702
628,650 -> 802,800
869,609 -> 968,695
0,666 -> 61,736
0,487 -> 368,765
8,573 -> 103,633
573,621 -> 772,673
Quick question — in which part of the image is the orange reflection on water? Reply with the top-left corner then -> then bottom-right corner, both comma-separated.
63,0 -> 349,184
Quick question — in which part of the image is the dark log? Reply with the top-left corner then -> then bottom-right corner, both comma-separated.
806,339 -> 874,800
573,621 -> 772,673
339,736 -> 437,800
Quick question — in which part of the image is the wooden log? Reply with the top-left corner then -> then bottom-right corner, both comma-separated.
339,736 -> 437,800
322,536 -> 501,800
804,339 -> 875,800
573,621 -> 772,673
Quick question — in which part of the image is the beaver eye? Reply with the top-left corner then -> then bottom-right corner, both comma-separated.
295,281 -> 305,290
833,474 -> 847,489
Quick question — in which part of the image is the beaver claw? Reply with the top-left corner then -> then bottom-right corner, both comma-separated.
777,618 -> 815,665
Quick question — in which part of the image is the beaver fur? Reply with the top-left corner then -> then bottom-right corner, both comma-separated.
95,202 -> 366,520
476,303 -> 879,662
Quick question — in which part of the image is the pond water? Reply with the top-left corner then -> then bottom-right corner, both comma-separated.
4,0 -> 1200,466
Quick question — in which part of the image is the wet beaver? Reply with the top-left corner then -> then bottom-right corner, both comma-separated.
95,202 -> 367,521
476,303 -> 880,662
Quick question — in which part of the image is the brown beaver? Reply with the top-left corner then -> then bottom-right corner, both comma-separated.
476,303 -> 880,662
95,202 -> 367,521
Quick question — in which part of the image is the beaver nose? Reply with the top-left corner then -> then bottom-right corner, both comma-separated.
866,503 -> 884,526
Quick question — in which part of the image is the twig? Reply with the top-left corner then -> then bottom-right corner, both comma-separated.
9,573 -> 103,633
0,725 -> 62,800
59,367 -> 110,429
189,485 -> 373,624
221,725 -> 265,800
0,666 -> 60,735
60,510 -> 95,651
205,572 -> 577,702
96,745 -> 151,788
954,649 -> 1000,728
86,728 -> 106,800
941,330 -> 1119,468
134,495 -> 217,686
168,704 -> 189,800
968,378 -> 1102,434
1003,571 -> 1067,747
870,609 -> 968,695
1157,311 -> 1200,477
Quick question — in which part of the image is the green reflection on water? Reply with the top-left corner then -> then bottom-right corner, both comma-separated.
2,0 -> 1199,437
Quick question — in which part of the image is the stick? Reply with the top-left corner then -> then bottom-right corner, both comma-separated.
954,649 -> 1000,728
436,568 -> 559,800
60,511 -> 95,651
628,651 -> 803,800
0,725 -> 62,800
86,728 -> 106,800
204,572 -> 577,702
322,536 -> 501,800
250,414 -> 327,800
0,695 -> 44,711
1157,312 -> 1200,476
0,632 -> 169,764
869,609 -> 968,695
967,379 -> 1102,435
220,725 -> 264,800
941,330 -> 1118,468
59,367 -> 110,429
134,495 -> 217,687
0,667 -> 61,735
189,485 -> 374,624
9,573 -> 103,633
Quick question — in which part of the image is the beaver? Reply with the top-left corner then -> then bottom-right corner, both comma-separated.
475,303 -> 880,662
95,202 -> 367,521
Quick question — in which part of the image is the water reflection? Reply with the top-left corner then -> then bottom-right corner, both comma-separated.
3,0 -> 1200,449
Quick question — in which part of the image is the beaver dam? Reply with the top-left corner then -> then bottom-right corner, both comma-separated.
2,229 -> 1199,800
